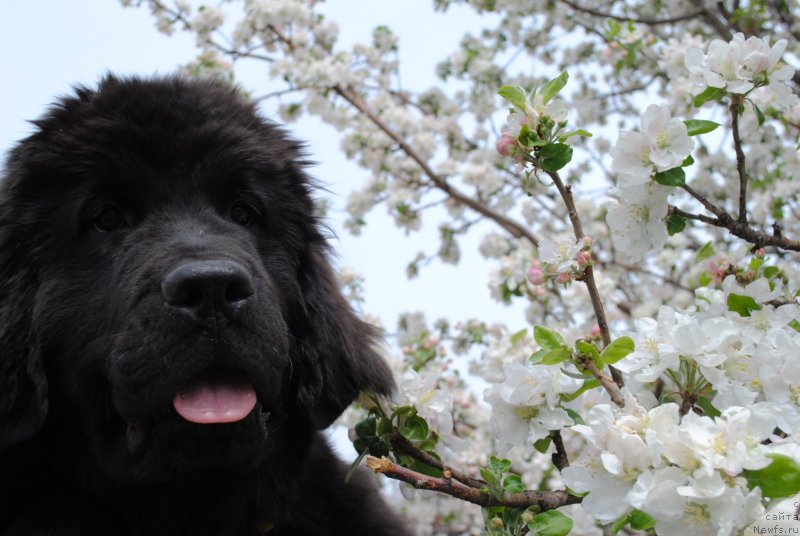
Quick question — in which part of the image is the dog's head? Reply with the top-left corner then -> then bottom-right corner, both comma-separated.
0,75 -> 393,479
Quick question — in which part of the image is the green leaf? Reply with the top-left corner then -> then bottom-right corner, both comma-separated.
558,128 -> 593,141
510,328 -> 528,345
418,438 -> 439,453
539,71 -> 569,104
599,336 -> 635,365
539,143 -> 573,172
376,417 -> 393,436
629,510 -> 656,530
530,348 -> 549,363
527,510 -> 574,536
399,415 -> 429,441
744,454 -> 800,498
653,166 -> 686,187
503,474 -> 525,494
354,416 -> 376,439
693,86 -> 726,107
789,319 -> 800,333
564,407 -> 586,425
345,448 -> 370,483
480,467 -> 497,486
489,456 -> 512,474
753,102 -> 766,126
726,293 -> 762,317
610,513 -> 629,535
534,347 -> 572,365
576,340 -> 600,363
667,214 -> 687,236
683,119 -> 720,136
695,241 -> 715,262
534,326 -> 566,349
498,85 -> 528,111
695,396 -> 721,418
559,367 -> 593,380
391,405 -> 418,420
561,379 -> 601,403
681,154 -> 695,167
763,266 -> 779,279
534,436 -> 552,453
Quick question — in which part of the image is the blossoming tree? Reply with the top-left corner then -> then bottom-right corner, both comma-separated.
123,1 -> 800,534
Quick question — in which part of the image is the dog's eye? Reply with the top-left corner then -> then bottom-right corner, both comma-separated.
92,206 -> 126,232
230,202 -> 258,227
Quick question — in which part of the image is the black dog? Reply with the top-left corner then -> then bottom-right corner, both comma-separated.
0,76 -> 409,536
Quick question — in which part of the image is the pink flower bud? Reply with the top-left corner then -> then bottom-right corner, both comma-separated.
556,272 -> 572,284
754,248 -> 765,258
582,236 -> 593,247
590,324 -> 601,337
576,250 -> 592,266
527,267 -> 545,285
495,133 -> 517,157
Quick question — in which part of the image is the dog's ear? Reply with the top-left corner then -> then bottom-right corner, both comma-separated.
0,213 -> 48,447
293,249 -> 395,429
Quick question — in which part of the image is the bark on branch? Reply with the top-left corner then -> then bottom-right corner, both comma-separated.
366,456 -> 581,510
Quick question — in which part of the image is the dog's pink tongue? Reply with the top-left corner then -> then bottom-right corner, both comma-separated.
173,372 -> 257,424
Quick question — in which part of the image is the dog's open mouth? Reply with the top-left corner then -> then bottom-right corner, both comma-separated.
173,368 -> 257,424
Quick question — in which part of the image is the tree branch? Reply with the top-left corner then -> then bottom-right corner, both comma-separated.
729,95 -> 750,224
581,356 -> 625,407
390,433 -> 486,490
334,85 -> 540,246
543,170 -> 625,391
669,206 -> 800,251
366,456 -> 581,510
559,0 -> 705,25
550,431 -> 570,471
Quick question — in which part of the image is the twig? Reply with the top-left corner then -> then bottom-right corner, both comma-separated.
729,95 -> 749,224
550,431 -> 570,471
390,433 -> 486,490
680,182 -> 728,220
365,457 -> 581,510
669,206 -> 800,251
581,357 -> 625,407
543,170 -> 625,391
559,0 -> 705,25
334,85 -> 540,246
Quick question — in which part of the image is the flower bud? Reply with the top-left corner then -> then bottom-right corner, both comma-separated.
527,267 -> 545,285
495,133 -> 517,156
556,272 -> 572,284
521,511 -> 535,524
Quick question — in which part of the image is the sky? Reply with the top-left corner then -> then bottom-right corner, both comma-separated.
0,0 -> 527,339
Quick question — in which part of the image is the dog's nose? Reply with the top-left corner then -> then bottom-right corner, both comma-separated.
162,260 -> 254,318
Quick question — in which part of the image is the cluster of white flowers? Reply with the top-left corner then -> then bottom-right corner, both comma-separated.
603,104 -> 694,263
562,399 -> 775,535
664,275 -> 797,422
188,6 -> 224,45
604,182 -> 671,263
610,104 -> 693,187
685,33 -> 795,104
529,235 -> 592,286
484,361 -> 579,453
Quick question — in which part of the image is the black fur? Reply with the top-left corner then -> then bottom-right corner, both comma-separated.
0,75 -> 409,536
